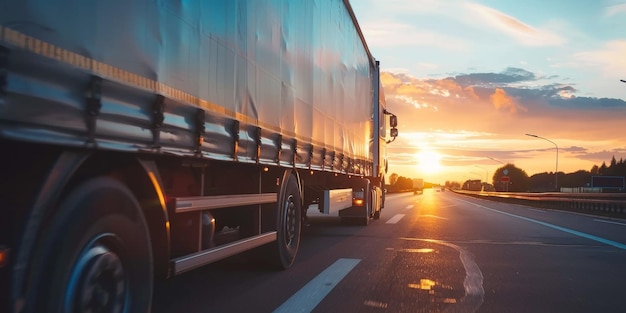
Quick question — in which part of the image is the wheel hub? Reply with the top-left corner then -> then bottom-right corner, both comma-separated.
284,195 -> 296,247
68,243 -> 126,313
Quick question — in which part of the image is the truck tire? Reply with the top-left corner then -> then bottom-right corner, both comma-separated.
271,172 -> 302,269
27,177 -> 153,313
372,189 -> 381,220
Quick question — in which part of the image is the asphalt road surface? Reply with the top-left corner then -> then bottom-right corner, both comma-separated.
152,189 -> 626,313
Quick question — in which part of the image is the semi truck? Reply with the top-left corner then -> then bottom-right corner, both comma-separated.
413,178 -> 424,194
0,0 -> 398,312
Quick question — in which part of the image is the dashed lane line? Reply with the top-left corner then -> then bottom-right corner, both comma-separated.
386,214 -> 406,224
273,258 -> 361,313
419,214 -> 448,220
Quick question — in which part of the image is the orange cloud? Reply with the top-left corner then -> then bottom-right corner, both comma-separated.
397,83 -> 429,95
464,86 -> 480,101
490,88 -> 527,113
393,95 -> 438,111
381,72 -> 402,88
435,78 -> 463,94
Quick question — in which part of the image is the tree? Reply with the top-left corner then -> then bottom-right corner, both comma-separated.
529,172 -> 553,192
492,164 -> 530,192
599,162 -> 607,175
445,180 -> 461,189
389,173 -> 399,186
562,170 -> 591,188
394,176 -> 413,191
387,175 -> 413,192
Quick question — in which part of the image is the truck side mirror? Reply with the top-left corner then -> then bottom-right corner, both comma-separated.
389,115 -> 398,128
390,127 -> 398,138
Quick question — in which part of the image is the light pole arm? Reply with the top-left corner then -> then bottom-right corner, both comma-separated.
488,157 -> 505,164
475,165 -> 488,184
526,133 -> 559,190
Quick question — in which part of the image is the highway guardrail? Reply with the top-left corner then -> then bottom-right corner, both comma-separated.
453,190 -> 626,219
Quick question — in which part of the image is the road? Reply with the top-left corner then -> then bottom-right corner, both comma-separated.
152,189 -> 626,313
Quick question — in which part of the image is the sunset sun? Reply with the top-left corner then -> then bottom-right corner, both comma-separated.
416,150 -> 442,174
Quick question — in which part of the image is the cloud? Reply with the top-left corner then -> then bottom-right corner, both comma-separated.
384,67 -> 626,118
490,88 -> 527,113
577,149 -> 626,162
572,40 -> 626,76
381,69 -> 626,173
464,86 -> 480,101
393,95 -> 439,111
454,67 -> 536,87
381,72 -> 404,86
548,96 -> 626,109
605,3 -> 626,17
564,146 -> 587,153
368,0 -> 455,14
548,84 -> 576,99
358,20 -> 468,50
464,3 -> 566,46
351,1 -> 626,181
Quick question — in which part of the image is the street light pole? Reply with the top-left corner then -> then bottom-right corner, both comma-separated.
487,157 -> 506,192
526,133 -> 559,191
470,171 -> 483,181
475,165 -> 488,186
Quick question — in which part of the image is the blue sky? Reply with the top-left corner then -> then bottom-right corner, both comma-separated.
351,0 -> 626,184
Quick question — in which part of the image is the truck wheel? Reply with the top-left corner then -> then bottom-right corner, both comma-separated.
28,177 -> 153,313
372,189 -> 381,220
271,172 -> 302,269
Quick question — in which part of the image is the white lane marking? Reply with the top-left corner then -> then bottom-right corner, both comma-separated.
456,198 -> 626,250
386,214 -> 405,224
403,238 -> 484,311
273,258 -> 361,313
405,204 -> 414,210
527,208 -> 545,213
594,219 -> 626,226
420,214 -> 448,220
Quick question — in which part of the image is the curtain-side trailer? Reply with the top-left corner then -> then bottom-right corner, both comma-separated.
0,0 -> 398,312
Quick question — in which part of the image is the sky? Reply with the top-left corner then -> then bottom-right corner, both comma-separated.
350,0 -> 626,185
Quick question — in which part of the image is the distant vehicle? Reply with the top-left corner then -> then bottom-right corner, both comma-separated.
413,178 -> 425,194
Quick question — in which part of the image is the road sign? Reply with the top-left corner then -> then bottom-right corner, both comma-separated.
500,176 -> 510,182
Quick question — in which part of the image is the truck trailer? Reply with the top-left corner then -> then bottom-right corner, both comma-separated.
413,178 -> 424,194
0,0 -> 398,312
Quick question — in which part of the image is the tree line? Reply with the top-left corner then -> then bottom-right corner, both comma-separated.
386,174 -> 437,192
389,155 -> 626,193
528,155 -> 626,192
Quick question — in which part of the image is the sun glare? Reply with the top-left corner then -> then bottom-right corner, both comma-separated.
416,150 -> 442,174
